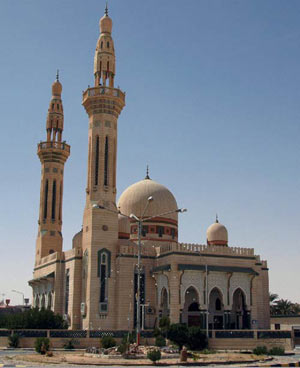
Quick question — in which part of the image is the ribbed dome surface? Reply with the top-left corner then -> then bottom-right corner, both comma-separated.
118,179 -> 178,221
207,221 -> 228,246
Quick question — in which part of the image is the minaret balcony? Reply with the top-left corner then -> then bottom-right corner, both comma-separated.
82,86 -> 125,104
38,141 -> 70,153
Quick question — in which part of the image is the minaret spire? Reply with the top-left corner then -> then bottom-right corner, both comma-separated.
105,2 -> 108,16
56,69 -> 59,82
145,165 -> 150,180
216,213 -> 219,223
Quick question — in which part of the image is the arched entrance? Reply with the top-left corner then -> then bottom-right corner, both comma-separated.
231,288 -> 250,329
209,287 -> 224,329
161,287 -> 169,317
182,286 -> 201,326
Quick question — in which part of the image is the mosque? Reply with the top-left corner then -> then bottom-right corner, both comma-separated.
29,7 -> 270,332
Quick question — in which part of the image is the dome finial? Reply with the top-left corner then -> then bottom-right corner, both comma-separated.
216,213 -> 219,223
56,69 -> 59,82
105,2 -> 108,16
145,165 -> 150,180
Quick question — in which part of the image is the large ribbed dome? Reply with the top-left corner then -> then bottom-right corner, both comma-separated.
118,178 -> 178,221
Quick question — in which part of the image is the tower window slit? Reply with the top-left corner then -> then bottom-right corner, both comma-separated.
104,136 -> 109,186
43,180 -> 48,219
95,136 -> 99,185
107,41 -> 109,48
107,61 -> 109,72
59,182 -> 62,221
65,269 -> 69,314
51,180 -> 56,220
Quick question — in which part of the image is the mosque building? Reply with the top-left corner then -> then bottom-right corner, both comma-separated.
29,7 -> 270,332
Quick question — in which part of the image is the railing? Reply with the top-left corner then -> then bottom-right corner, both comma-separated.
157,242 -> 256,258
38,141 -> 70,152
50,330 -> 87,338
258,330 -> 291,339
82,86 -> 125,102
215,330 -> 254,338
35,251 -> 63,267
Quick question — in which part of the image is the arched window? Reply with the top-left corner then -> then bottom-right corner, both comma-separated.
107,61 -> 109,72
104,136 -> 109,186
216,297 -> 221,311
98,249 -> 111,312
43,180 -> 48,219
101,41 -> 103,49
107,41 -> 109,48
95,136 -> 99,185
65,269 -> 70,314
51,180 -> 56,220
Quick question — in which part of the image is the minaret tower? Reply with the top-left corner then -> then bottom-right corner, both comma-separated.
81,7 -> 125,329
35,74 -> 70,263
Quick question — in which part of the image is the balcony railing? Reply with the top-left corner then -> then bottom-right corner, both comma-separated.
38,141 -> 70,153
82,86 -> 125,102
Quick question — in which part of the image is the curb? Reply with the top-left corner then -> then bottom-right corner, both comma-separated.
259,362 -> 300,367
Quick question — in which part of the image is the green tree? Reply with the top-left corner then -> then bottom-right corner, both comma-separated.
167,323 -> 189,350
187,326 -> 208,351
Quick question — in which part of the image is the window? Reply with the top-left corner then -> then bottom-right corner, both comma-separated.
95,136 -> 99,185
51,180 -> 56,220
107,41 -> 109,48
57,104 -> 59,110
275,324 -> 281,330
65,269 -> 70,314
216,298 -> 221,311
157,226 -> 164,237
142,226 -> 148,236
104,136 -> 109,186
43,180 -> 48,219
52,103 -> 54,110
101,41 -> 103,49
98,249 -> 111,310
171,228 -> 175,239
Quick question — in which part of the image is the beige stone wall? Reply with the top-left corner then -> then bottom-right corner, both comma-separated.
271,316 -> 300,330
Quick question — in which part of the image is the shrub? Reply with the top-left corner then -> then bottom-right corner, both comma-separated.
8,333 -> 19,348
167,323 -> 189,350
147,349 -> 161,364
34,337 -> 50,354
159,316 -> 170,337
117,343 -> 129,356
269,346 -> 285,356
63,339 -> 75,350
187,326 -> 208,351
200,348 -> 216,354
253,345 -> 268,355
101,335 -> 116,349
121,331 -> 135,345
155,335 -> 166,347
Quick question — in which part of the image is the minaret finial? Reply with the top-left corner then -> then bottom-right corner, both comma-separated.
216,213 -> 219,223
105,2 -> 108,16
145,165 -> 150,180
56,69 -> 59,82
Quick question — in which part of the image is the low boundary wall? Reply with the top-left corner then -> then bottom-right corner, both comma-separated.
0,329 -> 295,351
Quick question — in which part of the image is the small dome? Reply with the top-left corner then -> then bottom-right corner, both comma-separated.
207,219 -> 228,246
100,14 -> 112,34
52,80 -> 62,96
118,178 -> 178,221
118,214 -> 130,239
72,229 -> 82,249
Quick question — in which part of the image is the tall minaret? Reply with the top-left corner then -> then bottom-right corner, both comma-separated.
81,7 -> 125,329
35,74 -> 70,263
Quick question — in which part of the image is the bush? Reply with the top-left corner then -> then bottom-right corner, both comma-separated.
200,348 -> 216,354
35,337 -> 50,354
121,331 -> 135,345
187,326 -> 208,351
0,308 -> 67,330
253,345 -> 268,355
269,346 -> 285,356
147,349 -> 161,364
8,333 -> 19,348
167,323 -> 189,350
159,316 -> 170,337
63,339 -> 75,350
155,335 -> 166,347
101,336 -> 116,349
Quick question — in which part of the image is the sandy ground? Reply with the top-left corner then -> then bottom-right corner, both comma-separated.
11,351 -> 271,366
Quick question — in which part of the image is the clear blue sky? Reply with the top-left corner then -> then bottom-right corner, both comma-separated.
0,0 -> 299,305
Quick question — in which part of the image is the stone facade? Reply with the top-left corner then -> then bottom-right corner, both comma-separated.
29,8 -> 270,331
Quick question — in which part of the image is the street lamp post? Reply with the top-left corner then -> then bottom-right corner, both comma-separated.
12,289 -> 25,306
93,200 -> 187,345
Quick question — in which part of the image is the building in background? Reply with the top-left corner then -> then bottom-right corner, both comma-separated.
29,7 -> 270,331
